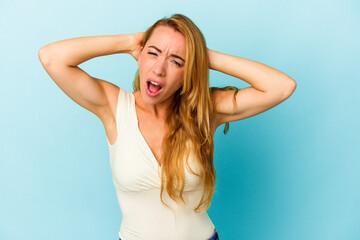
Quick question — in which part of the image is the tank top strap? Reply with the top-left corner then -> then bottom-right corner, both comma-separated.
114,87 -> 135,134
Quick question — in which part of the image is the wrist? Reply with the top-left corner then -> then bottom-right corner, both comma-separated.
115,34 -> 133,54
208,49 -> 220,70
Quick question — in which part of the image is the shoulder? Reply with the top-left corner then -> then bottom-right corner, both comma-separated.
210,86 -> 239,105
209,86 -> 239,131
98,82 -> 120,124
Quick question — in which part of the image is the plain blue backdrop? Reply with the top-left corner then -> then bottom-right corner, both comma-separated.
1,0 -> 359,239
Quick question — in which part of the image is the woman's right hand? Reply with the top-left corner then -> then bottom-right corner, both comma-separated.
128,32 -> 144,61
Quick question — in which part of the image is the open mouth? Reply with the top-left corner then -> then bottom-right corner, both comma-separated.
146,80 -> 163,96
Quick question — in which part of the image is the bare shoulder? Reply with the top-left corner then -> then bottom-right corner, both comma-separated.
209,86 -> 237,132
97,79 -> 120,123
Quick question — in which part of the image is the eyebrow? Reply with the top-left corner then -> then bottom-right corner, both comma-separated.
148,45 -> 185,63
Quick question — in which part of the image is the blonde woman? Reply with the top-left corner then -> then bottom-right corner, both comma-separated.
38,14 -> 296,240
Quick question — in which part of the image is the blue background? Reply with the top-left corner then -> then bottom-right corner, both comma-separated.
1,0 -> 359,239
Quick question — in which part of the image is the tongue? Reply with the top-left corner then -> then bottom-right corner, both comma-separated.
149,82 -> 161,92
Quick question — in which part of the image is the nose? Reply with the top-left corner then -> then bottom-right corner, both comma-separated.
152,58 -> 166,77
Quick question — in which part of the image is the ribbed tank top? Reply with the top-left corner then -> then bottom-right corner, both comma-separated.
106,87 -> 216,240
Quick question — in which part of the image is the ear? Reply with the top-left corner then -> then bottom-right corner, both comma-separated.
137,46 -> 144,66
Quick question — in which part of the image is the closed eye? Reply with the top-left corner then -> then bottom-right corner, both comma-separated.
148,51 -> 183,67
148,52 -> 158,56
172,60 -> 182,67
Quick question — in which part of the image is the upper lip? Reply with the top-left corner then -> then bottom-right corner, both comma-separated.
147,78 -> 163,88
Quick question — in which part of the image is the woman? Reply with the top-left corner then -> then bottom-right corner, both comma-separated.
38,14 -> 296,240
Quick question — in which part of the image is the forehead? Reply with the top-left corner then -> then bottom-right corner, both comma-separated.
146,26 -> 186,56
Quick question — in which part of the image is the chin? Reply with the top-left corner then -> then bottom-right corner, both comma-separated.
140,88 -> 158,104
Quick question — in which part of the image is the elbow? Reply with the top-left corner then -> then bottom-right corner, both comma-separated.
38,46 -> 51,66
38,45 -> 60,68
282,77 -> 297,99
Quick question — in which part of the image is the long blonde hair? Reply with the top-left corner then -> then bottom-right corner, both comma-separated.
133,14 -> 237,214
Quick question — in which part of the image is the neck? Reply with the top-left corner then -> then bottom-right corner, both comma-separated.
133,90 -> 174,120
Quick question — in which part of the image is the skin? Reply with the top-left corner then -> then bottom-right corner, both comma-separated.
134,26 -> 186,119
39,23 -> 296,166
132,26 -> 187,165
130,27 -> 297,166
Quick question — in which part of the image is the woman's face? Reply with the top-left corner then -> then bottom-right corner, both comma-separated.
137,25 -> 186,105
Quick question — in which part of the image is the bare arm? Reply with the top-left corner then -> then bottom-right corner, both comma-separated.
38,33 -> 143,120
208,49 -> 297,127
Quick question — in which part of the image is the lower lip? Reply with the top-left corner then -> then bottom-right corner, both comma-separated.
146,83 -> 163,97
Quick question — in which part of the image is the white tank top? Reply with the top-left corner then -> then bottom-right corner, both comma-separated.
107,87 -> 216,240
